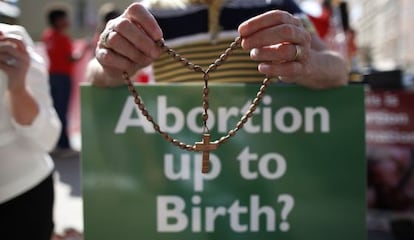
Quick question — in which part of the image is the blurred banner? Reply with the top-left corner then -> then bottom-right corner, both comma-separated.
81,85 -> 365,240
366,91 -> 414,211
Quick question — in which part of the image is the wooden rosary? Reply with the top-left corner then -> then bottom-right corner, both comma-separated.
122,36 -> 272,173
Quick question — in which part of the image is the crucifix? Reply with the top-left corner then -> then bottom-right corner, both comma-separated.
195,134 -> 218,173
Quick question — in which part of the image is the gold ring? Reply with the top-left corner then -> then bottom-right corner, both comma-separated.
293,44 -> 302,61
100,28 -> 114,49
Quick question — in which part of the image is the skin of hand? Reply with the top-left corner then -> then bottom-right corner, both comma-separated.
92,3 -> 163,85
0,31 -> 39,125
239,10 -> 348,88
91,3 -> 347,88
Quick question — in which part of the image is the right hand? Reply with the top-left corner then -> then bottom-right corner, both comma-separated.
95,3 -> 163,78
0,32 -> 31,93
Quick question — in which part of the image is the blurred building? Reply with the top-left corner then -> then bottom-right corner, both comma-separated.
17,0 -> 133,40
13,0 -> 414,74
348,0 -> 414,72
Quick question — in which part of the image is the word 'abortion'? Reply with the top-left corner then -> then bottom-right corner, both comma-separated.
115,96 -> 331,134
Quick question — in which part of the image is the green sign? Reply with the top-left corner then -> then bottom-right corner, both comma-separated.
81,84 -> 365,240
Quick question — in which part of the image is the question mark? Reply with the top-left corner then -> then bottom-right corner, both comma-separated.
277,194 -> 295,232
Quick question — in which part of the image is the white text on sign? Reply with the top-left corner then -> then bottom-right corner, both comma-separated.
157,194 -> 295,233
115,96 -> 330,135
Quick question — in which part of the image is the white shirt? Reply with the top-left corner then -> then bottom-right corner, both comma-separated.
0,24 -> 61,204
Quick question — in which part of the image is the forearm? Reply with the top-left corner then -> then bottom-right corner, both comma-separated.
9,87 -> 62,152
298,49 -> 349,89
8,88 -> 39,125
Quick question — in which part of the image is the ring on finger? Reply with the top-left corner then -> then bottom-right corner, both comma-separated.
100,27 -> 114,49
293,44 -> 302,62
5,57 -> 17,66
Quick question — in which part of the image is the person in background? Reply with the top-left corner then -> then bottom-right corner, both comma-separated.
93,3 -> 121,50
303,0 -> 332,39
0,11 -> 61,240
87,0 -> 348,88
42,5 -> 87,157
98,3 -> 121,35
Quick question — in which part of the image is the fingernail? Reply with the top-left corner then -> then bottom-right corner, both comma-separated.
250,48 -> 259,58
258,63 -> 270,73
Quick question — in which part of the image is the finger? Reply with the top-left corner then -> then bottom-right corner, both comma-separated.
0,53 -> 16,70
0,44 -> 30,64
0,48 -> 21,67
258,61 -> 304,80
124,3 -> 163,41
102,29 -> 148,63
0,62 -> 14,72
242,24 -> 310,50
250,43 -> 298,63
96,47 -> 152,74
239,10 -> 301,38
0,35 -> 26,52
109,18 -> 162,59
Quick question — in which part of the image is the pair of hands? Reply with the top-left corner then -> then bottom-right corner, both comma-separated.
96,3 -> 312,83
0,32 -> 30,93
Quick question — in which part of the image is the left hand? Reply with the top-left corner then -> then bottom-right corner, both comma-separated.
0,32 -> 31,93
238,10 -> 312,83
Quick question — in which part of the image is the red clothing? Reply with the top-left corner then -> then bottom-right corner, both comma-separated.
42,28 -> 73,75
308,7 -> 331,39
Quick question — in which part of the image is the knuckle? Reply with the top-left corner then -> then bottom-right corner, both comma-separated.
106,32 -> 120,48
270,11 -> 281,23
302,29 -> 311,43
116,18 -> 131,32
279,24 -> 296,39
271,10 -> 290,22
293,16 -> 302,26
127,3 -> 145,15
106,19 -> 117,28
96,49 -> 112,65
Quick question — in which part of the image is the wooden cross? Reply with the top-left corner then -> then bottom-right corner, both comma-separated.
195,134 -> 218,173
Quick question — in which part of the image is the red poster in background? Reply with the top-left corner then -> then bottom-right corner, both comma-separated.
365,91 -> 414,214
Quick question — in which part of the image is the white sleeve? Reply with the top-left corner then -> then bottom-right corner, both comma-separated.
10,26 -> 61,152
